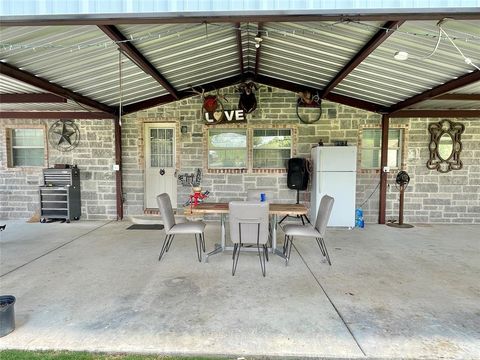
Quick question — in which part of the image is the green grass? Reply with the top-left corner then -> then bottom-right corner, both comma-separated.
0,350 -> 220,360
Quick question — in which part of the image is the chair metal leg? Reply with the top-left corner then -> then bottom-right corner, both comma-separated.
316,237 -> 331,265
286,235 -> 294,266
232,243 -> 241,276
194,234 -> 202,262
200,233 -> 206,252
264,243 -> 269,262
320,237 -> 331,265
257,241 -> 266,277
316,237 -> 326,257
165,234 -> 175,252
159,234 -> 173,261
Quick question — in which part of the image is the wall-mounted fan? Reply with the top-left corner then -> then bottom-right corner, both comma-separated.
387,171 -> 414,228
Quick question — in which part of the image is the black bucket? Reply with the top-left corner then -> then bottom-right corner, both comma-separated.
0,295 -> 15,337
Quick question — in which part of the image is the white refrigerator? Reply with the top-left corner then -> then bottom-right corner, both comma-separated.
310,146 -> 357,227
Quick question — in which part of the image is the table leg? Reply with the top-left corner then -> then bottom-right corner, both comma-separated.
205,213 -> 226,263
221,213 -> 226,248
271,214 -> 277,251
272,213 -> 287,259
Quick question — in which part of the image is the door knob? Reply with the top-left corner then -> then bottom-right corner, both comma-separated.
159,169 -> 165,176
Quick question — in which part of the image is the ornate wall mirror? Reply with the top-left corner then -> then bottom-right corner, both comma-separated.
426,119 -> 464,173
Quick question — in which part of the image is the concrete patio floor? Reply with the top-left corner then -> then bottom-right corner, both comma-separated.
0,220 -> 479,359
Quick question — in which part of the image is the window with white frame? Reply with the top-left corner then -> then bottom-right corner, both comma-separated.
208,128 -> 247,168
8,128 -> 45,167
361,128 -> 404,169
253,129 -> 292,169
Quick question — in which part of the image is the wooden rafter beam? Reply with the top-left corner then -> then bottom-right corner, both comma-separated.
388,70 -> 480,114
254,23 -> 263,79
0,93 -> 67,103
2,12 -> 480,26
254,74 -> 387,113
122,74 -> 244,114
254,73 -> 315,93
0,63 -> 115,114
235,22 -> 244,75
98,25 -> 179,99
432,94 -> 480,101
322,20 -> 404,98
389,109 -> 480,118
0,111 -> 116,119
324,93 -> 388,113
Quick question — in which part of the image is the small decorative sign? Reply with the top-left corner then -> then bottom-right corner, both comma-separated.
204,109 -> 246,125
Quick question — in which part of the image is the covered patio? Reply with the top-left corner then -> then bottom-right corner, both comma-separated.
0,220 -> 479,359
0,2 -> 479,359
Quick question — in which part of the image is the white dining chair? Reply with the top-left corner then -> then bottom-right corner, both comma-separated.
157,193 -> 206,262
229,201 -> 270,276
282,195 -> 334,266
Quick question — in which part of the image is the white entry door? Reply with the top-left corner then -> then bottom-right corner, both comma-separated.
144,123 -> 177,209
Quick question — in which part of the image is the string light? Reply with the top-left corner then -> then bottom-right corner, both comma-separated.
0,23 -> 203,52
1,19 -> 478,55
390,18 -> 480,70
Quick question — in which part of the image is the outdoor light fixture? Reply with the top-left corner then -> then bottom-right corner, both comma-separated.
254,33 -> 263,48
394,51 -> 409,61
181,125 -> 188,134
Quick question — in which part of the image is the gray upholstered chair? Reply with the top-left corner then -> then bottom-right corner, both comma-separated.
246,188 -> 275,202
282,195 -> 334,266
246,188 -> 275,246
229,201 -> 270,276
156,193 -> 206,262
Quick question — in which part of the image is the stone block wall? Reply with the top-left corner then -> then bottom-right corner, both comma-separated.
0,119 -> 117,220
1,86 -> 478,224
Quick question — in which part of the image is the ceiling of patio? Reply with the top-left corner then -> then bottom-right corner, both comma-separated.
1,11 -> 479,118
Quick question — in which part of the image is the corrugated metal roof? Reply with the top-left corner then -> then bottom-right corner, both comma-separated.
117,23 -> 240,91
0,17 -> 479,114
451,82 -> 480,94
335,20 -> 480,106
0,25 -> 166,106
259,21 -> 383,89
0,73 -> 44,93
408,99 -> 480,109
0,99 -> 97,111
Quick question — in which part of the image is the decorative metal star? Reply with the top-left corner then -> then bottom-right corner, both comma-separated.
54,122 -> 76,145
48,120 -> 80,152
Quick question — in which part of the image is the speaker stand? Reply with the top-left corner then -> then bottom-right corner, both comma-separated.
279,190 -> 311,225
386,184 -> 413,228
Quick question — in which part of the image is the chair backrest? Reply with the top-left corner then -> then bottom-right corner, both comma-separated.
314,195 -> 335,237
229,201 -> 269,245
156,193 -> 176,232
246,188 -> 275,202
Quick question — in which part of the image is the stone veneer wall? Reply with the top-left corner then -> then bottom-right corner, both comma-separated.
1,86 -> 479,224
122,85 -> 479,224
0,119 -> 117,220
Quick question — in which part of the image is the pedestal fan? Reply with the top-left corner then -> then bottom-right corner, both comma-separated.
387,171 -> 414,228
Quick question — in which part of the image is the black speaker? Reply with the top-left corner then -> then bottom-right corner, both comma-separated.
287,158 -> 309,190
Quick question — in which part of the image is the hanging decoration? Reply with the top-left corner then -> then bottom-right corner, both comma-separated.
48,120 -> 80,151
236,81 -> 258,114
426,119 -> 464,173
295,90 -> 322,124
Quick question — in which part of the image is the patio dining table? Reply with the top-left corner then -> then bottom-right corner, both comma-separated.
190,202 -> 308,261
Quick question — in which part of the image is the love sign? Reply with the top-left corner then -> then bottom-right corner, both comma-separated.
204,109 -> 246,124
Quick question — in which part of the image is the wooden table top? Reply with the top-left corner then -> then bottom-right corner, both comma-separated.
189,202 -> 308,216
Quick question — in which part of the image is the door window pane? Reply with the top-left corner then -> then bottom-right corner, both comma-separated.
150,128 -> 174,167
